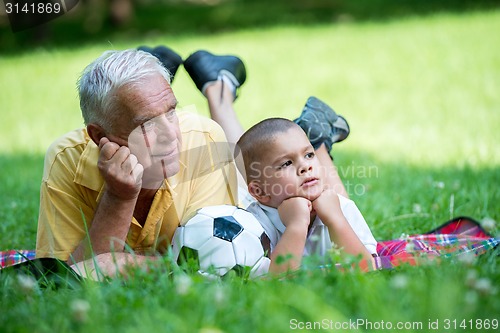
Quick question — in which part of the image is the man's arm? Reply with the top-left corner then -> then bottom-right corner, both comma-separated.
70,252 -> 159,280
69,191 -> 138,263
69,138 -> 143,263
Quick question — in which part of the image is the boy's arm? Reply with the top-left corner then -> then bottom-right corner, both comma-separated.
312,190 -> 375,271
269,197 -> 311,274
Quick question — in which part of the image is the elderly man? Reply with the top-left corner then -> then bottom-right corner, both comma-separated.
36,47 -> 246,275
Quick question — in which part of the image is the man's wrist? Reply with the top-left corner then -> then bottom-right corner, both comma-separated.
103,187 -> 140,203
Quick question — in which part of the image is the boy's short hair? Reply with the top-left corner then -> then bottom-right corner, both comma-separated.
236,117 -> 298,182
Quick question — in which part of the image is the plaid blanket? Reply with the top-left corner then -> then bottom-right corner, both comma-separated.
1,216 -> 498,271
0,249 -> 36,269
374,216 -> 499,269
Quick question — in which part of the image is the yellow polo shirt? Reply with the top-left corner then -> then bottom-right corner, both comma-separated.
36,111 -> 238,261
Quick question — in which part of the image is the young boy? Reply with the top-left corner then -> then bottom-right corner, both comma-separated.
236,117 -> 377,273
145,46 -> 377,273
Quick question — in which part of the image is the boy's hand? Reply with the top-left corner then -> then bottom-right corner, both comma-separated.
311,189 -> 343,226
270,197 -> 312,274
278,197 -> 311,230
312,189 -> 375,271
97,137 -> 144,201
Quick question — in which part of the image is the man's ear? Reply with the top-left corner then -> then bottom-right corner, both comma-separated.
86,123 -> 106,146
248,180 -> 270,204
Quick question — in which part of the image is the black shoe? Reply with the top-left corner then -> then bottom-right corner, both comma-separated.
137,45 -> 183,83
184,50 -> 246,97
294,96 -> 350,151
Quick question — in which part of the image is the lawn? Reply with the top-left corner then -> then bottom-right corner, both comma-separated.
1,9 -> 499,333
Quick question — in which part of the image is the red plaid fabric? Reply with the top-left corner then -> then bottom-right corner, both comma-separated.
374,216 -> 498,269
0,250 -> 36,269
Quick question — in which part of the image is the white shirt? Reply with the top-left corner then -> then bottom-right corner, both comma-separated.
245,194 -> 378,256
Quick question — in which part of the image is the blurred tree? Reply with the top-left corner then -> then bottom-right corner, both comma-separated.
1,0 -> 499,52
81,0 -> 133,33
110,0 -> 134,26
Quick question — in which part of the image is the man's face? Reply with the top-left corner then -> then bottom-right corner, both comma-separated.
109,74 -> 182,188
254,126 -> 324,208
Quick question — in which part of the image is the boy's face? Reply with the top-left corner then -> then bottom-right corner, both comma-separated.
251,126 -> 324,208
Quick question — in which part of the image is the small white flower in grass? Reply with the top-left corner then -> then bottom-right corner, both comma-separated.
399,233 -> 410,241
405,241 -> 416,252
175,274 -> 192,295
465,270 -> 478,287
474,278 -> 494,296
434,181 -> 445,189
390,274 -> 408,289
71,299 -> 90,323
214,285 -> 225,305
17,274 -> 37,295
412,203 -> 422,214
480,217 -> 496,233
416,252 -> 438,267
327,244 -> 342,256
458,252 -> 476,266
464,290 -> 478,306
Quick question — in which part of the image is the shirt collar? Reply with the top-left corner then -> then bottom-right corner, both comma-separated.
164,158 -> 187,198
257,203 -> 286,233
74,138 -> 103,192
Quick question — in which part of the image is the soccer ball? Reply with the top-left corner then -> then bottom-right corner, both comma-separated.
172,205 -> 271,278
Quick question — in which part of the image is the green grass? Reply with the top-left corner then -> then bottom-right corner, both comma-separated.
1,10 -> 499,333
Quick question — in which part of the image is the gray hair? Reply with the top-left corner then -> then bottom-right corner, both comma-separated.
77,49 -> 171,132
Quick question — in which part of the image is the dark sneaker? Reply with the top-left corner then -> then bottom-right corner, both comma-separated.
184,50 -> 246,97
137,45 -> 183,82
294,96 -> 350,151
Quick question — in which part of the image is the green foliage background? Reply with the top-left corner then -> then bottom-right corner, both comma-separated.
0,2 -> 499,332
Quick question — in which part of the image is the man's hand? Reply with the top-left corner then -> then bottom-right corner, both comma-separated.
98,137 -> 144,200
70,252 -> 159,281
70,138 -> 144,262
